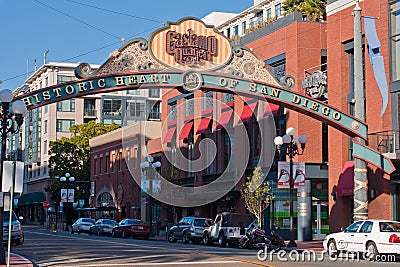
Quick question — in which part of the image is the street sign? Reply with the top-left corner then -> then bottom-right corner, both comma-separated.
43,201 -> 50,209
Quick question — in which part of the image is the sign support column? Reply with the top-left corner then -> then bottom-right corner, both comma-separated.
353,1 -> 368,221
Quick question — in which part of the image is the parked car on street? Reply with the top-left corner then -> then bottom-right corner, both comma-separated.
3,210 -> 24,245
111,218 -> 150,239
203,212 -> 254,247
71,218 -> 95,234
89,219 -> 118,236
323,219 -> 400,260
167,216 -> 212,244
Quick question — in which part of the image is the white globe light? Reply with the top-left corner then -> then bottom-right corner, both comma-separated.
11,100 -> 27,115
147,156 -> 154,163
282,134 -> 292,144
0,89 -> 14,103
286,127 -> 296,136
274,136 -> 283,146
69,176 -> 75,182
60,177 -> 66,182
298,135 -> 307,144
152,161 -> 161,168
140,161 -> 150,169
65,172 -> 70,178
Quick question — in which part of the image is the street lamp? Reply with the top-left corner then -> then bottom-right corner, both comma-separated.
274,127 -> 307,248
140,156 -> 161,236
0,89 -> 27,264
60,172 -> 75,231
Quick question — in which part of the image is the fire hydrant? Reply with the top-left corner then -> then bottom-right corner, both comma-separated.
51,222 -> 56,232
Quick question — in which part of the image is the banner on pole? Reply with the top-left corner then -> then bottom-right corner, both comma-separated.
277,162 -> 306,188
60,189 -> 67,203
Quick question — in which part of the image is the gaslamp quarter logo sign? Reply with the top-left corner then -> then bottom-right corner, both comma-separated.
149,18 -> 232,70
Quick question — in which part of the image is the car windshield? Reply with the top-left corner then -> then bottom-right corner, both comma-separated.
4,211 -> 17,222
128,219 -> 140,225
194,219 -> 206,227
227,215 -> 253,227
103,220 -> 116,225
379,222 -> 400,232
82,219 -> 95,223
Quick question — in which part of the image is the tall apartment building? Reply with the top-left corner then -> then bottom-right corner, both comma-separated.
16,62 -> 161,224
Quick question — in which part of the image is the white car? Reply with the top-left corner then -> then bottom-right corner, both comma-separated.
71,218 -> 95,234
323,219 -> 400,260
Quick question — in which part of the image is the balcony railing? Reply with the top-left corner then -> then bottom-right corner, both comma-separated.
368,130 -> 400,157
84,109 -> 97,117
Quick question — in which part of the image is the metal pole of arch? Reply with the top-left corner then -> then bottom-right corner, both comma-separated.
353,1 -> 368,221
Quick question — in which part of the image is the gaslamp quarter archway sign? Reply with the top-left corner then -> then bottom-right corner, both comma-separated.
14,17 -> 393,174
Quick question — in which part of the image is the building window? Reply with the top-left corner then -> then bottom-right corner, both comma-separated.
265,54 -> 286,82
94,158 -> 97,175
149,101 -> 161,120
168,102 -> 177,121
242,21 -> 247,34
44,140 -> 47,154
106,154 -> 110,173
127,99 -> 145,118
56,119 -> 74,132
223,93 -> 235,104
256,11 -> 263,25
149,88 -> 160,98
204,91 -> 213,110
226,28 -> 231,38
250,17 -> 255,28
234,25 -> 239,36
127,89 -> 140,95
103,119 -> 122,126
185,97 -> 194,117
57,99 -> 75,112
119,150 -> 122,171
267,8 -> 272,19
99,155 -> 103,174
44,120 -> 47,134
275,3 -> 282,17
103,99 -> 122,116
57,75 -> 74,84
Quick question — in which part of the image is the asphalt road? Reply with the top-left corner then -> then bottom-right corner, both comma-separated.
9,226 -> 400,267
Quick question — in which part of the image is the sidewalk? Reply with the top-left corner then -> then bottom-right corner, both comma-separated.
3,253 -> 36,267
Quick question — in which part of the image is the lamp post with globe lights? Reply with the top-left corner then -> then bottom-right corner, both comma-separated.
0,89 -> 27,264
140,156 -> 161,236
274,127 -> 307,248
60,172 -> 75,231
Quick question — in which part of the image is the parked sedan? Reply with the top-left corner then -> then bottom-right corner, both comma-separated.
89,219 -> 118,236
323,219 -> 400,260
111,218 -> 150,239
71,218 -> 95,234
167,217 -> 211,244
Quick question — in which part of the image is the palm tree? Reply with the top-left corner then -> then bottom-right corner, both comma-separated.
283,0 -> 326,22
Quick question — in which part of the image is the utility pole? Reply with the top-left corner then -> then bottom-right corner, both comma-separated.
353,1 -> 368,221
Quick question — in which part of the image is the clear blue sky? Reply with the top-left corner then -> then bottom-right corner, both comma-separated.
0,0 -> 252,90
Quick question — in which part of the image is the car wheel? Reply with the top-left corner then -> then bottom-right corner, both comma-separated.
122,231 -> 127,239
203,233 -> 211,246
168,232 -> 177,243
366,242 -> 378,261
16,234 -> 24,245
97,231 -> 101,236
182,232 -> 189,244
327,240 -> 338,257
111,230 -> 116,238
218,233 -> 227,247
77,228 -> 81,234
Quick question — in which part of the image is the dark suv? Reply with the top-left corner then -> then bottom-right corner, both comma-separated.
167,217 -> 211,244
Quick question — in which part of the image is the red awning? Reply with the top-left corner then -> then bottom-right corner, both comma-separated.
196,117 -> 212,134
265,103 -> 280,116
216,109 -> 233,130
336,161 -> 354,196
240,102 -> 258,123
163,127 -> 176,144
179,121 -> 194,140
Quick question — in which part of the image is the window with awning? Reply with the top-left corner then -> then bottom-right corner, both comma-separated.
179,121 -> 194,140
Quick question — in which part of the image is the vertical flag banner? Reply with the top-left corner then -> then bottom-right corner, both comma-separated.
68,189 -> 74,203
277,161 -> 306,188
277,162 -> 290,188
60,189 -> 67,203
364,16 -> 388,117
